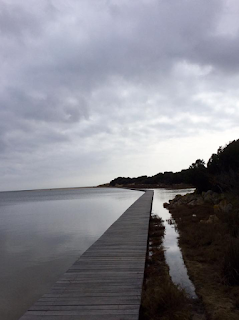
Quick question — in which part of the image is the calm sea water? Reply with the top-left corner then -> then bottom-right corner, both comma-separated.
152,189 -> 197,298
0,187 -> 142,320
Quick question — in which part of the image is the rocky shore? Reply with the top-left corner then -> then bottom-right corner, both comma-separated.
164,190 -> 233,214
106,183 -> 193,189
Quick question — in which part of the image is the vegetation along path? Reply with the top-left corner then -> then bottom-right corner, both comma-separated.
19,190 -> 154,320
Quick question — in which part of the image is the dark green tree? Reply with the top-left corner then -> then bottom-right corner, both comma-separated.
188,159 -> 210,192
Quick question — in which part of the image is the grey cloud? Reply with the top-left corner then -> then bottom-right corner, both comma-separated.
0,0 -> 239,190
2,126 -> 70,157
0,2 -> 41,38
0,0 -> 59,39
20,0 -> 221,91
190,35 -> 239,73
1,87 -> 89,123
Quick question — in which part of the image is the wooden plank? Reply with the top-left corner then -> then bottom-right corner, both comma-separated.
40,293 -> 140,299
20,316 -> 138,320
30,300 -> 140,308
19,190 -> 153,320
30,305 -> 140,311
25,309 -> 139,315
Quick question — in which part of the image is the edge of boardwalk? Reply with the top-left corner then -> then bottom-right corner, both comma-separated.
19,190 -> 154,320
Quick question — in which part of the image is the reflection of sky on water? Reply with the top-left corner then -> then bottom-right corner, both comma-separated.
0,188 -> 142,320
152,189 -> 197,298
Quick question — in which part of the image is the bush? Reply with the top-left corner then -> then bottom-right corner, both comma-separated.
217,208 -> 239,237
210,170 -> 239,193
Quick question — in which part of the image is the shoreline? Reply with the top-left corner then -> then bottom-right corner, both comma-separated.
0,185 -> 104,193
109,183 -> 194,190
0,183 -> 194,194
165,191 -> 239,320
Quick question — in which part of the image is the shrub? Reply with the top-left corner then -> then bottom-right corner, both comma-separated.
210,170 -> 239,193
222,238 -> 239,285
217,209 -> 239,238
142,277 -> 190,320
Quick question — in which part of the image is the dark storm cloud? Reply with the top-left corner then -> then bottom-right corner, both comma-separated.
1,0 -> 239,190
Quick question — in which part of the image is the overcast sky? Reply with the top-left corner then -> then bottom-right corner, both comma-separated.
1,0 -> 239,191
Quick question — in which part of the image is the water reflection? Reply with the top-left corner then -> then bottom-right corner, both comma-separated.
0,187 -> 142,320
152,188 -> 197,298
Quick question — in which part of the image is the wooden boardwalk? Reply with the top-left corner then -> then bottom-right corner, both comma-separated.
19,190 -> 153,320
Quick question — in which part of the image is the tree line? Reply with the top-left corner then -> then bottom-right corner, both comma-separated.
110,139 -> 239,193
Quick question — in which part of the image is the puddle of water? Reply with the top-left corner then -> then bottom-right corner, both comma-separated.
152,188 -> 197,299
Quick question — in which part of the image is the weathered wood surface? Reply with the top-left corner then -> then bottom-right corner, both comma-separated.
19,190 -> 153,320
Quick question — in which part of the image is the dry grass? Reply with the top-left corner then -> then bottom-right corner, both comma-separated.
169,199 -> 239,320
141,277 -> 191,320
